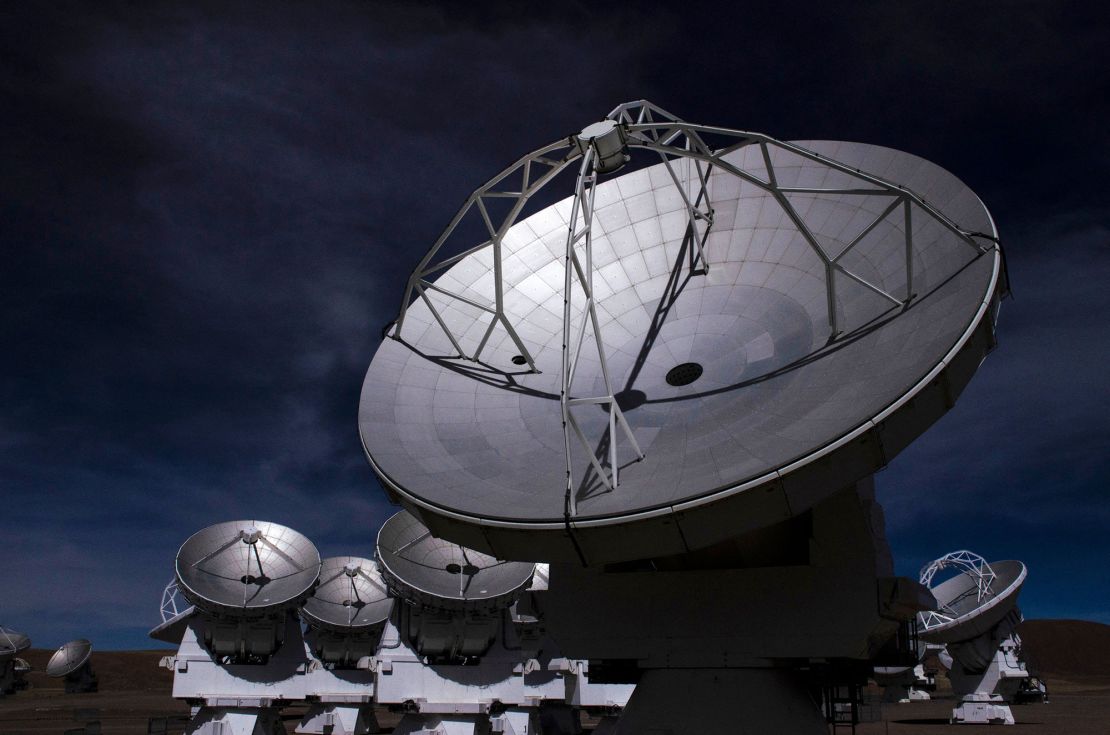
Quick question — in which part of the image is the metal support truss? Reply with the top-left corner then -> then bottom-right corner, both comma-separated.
917,550 -> 998,630
386,100 -> 999,513
608,103 -> 716,275
559,144 -> 644,514
608,100 -> 989,336
160,578 -> 184,622
392,137 -> 581,370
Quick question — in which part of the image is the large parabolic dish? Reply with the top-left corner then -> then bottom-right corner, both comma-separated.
359,101 -> 1005,564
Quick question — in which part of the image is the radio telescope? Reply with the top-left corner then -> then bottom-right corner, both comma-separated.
159,519 -> 322,735
375,509 -> 534,660
47,639 -> 97,693
358,100 -> 1006,731
373,510 -> 630,734
360,102 -> 1003,566
919,550 -> 1029,725
0,626 -> 31,696
296,556 -> 393,735
373,510 -> 538,733
301,556 -> 394,638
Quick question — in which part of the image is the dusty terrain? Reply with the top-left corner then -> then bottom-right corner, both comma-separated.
1,620 -> 1107,733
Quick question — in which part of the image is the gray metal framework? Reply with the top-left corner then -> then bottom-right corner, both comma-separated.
160,578 -> 184,623
385,100 -> 994,514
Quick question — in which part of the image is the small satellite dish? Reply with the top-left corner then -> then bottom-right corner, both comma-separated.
0,626 -> 31,659
918,551 -> 1026,644
301,556 -> 394,632
376,510 -> 535,612
175,520 -> 322,617
46,639 -> 93,678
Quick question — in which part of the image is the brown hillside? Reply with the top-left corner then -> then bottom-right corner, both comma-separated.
1019,619 -> 1110,680
18,649 -> 174,693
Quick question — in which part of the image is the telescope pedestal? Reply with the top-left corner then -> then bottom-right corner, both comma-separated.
944,614 -> 1028,725
295,642 -> 378,735
373,613 -> 535,734
296,703 -> 379,735
185,707 -> 284,735
167,613 -> 309,734
543,482 -> 929,730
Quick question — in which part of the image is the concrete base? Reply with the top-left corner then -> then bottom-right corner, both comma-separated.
607,669 -> 828,734
296,704 -> 379,734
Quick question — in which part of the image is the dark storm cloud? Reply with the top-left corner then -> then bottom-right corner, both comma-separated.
0,2 -> 1106,646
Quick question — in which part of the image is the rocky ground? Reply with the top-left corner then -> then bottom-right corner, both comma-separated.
0,620 -> 1107,733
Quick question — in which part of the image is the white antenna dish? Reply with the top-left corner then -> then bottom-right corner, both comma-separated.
46,639 -> 92,678
918,550 -> 1030,725
918,551 -> 1026,644
0,626 -> 31,659
301,556 -> 394,632
376,510 -> 535,613
360,101 -> 1005,564
175,519 -> 322,617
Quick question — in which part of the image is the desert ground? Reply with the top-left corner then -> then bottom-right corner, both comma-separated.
1,620 -> 1107,734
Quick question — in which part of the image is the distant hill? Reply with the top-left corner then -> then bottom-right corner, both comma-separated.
19,649 -> 173,692
1019,619 -> 1110,681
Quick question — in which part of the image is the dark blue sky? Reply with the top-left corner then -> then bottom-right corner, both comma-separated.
1,2 -> 1107,650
